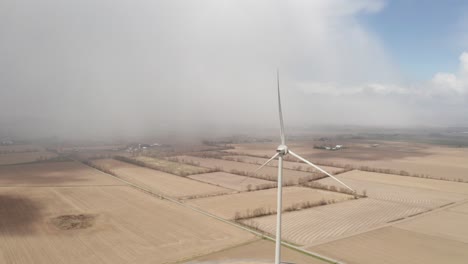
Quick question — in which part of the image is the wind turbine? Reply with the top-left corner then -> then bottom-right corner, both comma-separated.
255,70 -> 355,264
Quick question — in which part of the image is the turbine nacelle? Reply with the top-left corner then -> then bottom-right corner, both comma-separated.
276,144 -> 288,155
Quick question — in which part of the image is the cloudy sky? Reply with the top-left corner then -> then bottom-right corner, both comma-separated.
1,0 -> 467,139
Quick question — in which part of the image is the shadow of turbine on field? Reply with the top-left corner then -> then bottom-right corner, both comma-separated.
0,194 -> 43,236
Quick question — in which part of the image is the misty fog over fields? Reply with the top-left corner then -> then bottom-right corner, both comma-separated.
1,0 -> 467,140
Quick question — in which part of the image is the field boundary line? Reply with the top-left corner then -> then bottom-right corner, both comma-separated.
171,239 -> 263,264
78,159 -> 345,264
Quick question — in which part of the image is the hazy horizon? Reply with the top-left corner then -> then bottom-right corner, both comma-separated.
1,0 -> 468,140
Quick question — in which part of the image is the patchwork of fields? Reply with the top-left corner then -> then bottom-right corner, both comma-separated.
188,172 -> 274,191
228,141 -> 468,181
91,159 -> 232,199
245,170 -> 468,247
309,201 -> 468,264
175,155 -> 318,183
222,155 -> 343,174
130,156 -> 213,176
188,186 -> 352,219
1,141 -> 468,264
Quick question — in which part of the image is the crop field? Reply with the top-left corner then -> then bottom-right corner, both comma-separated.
449,200 -> 468,214
187,186 -> 352,220
175,156 -> 317,183
2,140 -> 467,264
305,195 -> 468,264
222,155 -> 343,174
131,156 -> 213,176
243,198 -> 426,246
0,161 -> 123,186
334,170 -> 468,195
396,204 -> 468,243
349,145 -> 468,182
0,186 -> 255,264
188,239 -> 327,264
91,159 -> 232,199
309,226 -> 468,264
0,144 -> 44,153
227,141 -> 468,181
317,172 -> 468,208
188,172 -> 275,191
245,169 -> 468,247
0,151 -> 58,165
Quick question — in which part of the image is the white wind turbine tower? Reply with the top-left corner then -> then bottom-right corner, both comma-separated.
255,70 -> 355,264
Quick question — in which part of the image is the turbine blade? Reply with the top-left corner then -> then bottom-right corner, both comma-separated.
288,150 -> 355,192
277,69 -> 285,145
255,153 -> 280,173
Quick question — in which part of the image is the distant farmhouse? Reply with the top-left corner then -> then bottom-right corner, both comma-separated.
1,138 -> 14,145
125,142 -> 169,152
314,144 -> 344,151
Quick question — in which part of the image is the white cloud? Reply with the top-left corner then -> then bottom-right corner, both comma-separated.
430,52 -> 468,95
299,51 -> 468,97
461,52 -> 468,74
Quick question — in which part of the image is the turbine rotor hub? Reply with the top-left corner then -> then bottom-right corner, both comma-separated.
276,144 -> 289,156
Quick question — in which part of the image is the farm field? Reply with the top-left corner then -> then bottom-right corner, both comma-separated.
187,239 -> 326,264
0,161 -> 123,186
132,156 -> 213,176
0,186 -> 255,264
188,172 -> 274,191
309,226 -> 468,264
335,170 -> 468,195
317,172 -> 468,208
243,198 -> 426,246
0,151 -> 57,165
91,159 -> 232,199
2,140 -> 467,263
175,156 -> 317,183
187,186 -> 352,220
222,155 -> 343,174
227,141 -> 468,181
396,203 -> 468,243
450,200 -> 468,214
246,169 -> 468,247
0,144 -> 44,153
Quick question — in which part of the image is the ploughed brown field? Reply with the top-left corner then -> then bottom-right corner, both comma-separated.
91,159 -> 232,199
